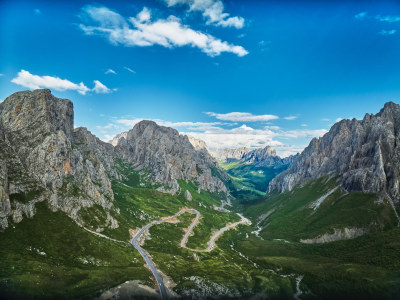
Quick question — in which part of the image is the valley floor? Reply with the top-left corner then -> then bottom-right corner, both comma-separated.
1,168 -> 400,299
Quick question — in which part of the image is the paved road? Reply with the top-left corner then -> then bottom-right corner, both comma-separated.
181,212 -> 251,252
131,208 -> 250,299
131,209 -> 194,300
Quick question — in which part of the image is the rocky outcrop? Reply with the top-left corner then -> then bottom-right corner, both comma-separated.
0,89 -> 116,229
185,135 -> 208,151
269,102 -> 400,206
300,227 -> 366,244
114,121 -> 228,194
185,190 -> 193,201
210,146 -> 298,167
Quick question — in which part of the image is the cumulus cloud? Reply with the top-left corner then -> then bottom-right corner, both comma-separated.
79,6 -> 248,57
164,0 -> 244,29
11,70 -> 113,95
206,112 -> 278,122
105,69 -> 117,74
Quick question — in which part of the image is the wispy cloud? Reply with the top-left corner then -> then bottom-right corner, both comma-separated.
375,15 -> 400,23
0,74 -> 4,77
124,66 -> 136,73
378,29 -> 397,35
206,112 -> 278,122
321,118 -> 330,122
105,69 -> 117,75
163,0 -> 244,29
284,116 -> 297,120
354,11 -> 367,20
79,6 -> 248,57
11,70 -> 113,95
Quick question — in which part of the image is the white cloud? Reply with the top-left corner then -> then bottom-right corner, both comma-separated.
79,6 -> 248,57
375,15 -> 400,23
11,70 -> 91,95
354,12 -> 367,20
93,80 -> 112,93
185,125 -> 326,157
105,69 -> 117,74
301,124 -> 307,127
206,112 -> 278,122
321,118 -> 330,122
115,118 -> 224,130
284,116 -> 297,120
124,67 -> 136,73
164,0 -> 244,29
378,29 -> 397,35
11,70 -> 113,95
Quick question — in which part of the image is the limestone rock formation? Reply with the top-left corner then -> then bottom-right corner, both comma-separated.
270,102 -> 400,206
113,121 -> 228,194
0,89 -> 116,229
185,190 -> 193,201
0,89 -> 231,229
185,135 -> 209,151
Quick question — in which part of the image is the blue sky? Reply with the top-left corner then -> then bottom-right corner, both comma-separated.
1,0 -> 400,156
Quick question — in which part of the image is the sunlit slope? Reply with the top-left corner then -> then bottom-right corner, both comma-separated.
0,202 -> 150,299
244,176 -> 398,241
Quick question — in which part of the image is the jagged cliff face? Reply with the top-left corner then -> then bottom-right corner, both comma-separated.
0,89 -> 232,230
113,121 -> 228,194
270,102 -> 400,206
0,90 -> 116,229
210,146 -> 298,167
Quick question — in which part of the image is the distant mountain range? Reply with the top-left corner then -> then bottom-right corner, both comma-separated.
209,146 -> 298,167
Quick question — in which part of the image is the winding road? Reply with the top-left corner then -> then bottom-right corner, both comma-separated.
131,208 -> 251,300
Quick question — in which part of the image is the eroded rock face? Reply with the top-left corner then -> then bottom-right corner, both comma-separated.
300,227 -> 366,244
210,146 -> 298,167
270,102 -> 400,206
0,89 -> 230,230
0,90 -> 116,229
114,121 -> 228,194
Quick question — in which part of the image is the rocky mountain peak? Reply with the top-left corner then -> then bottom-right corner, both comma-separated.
0,90 -> 116,230
114,120 -> 228,194
0,89 -> 74,140
269,101 -> 400,206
